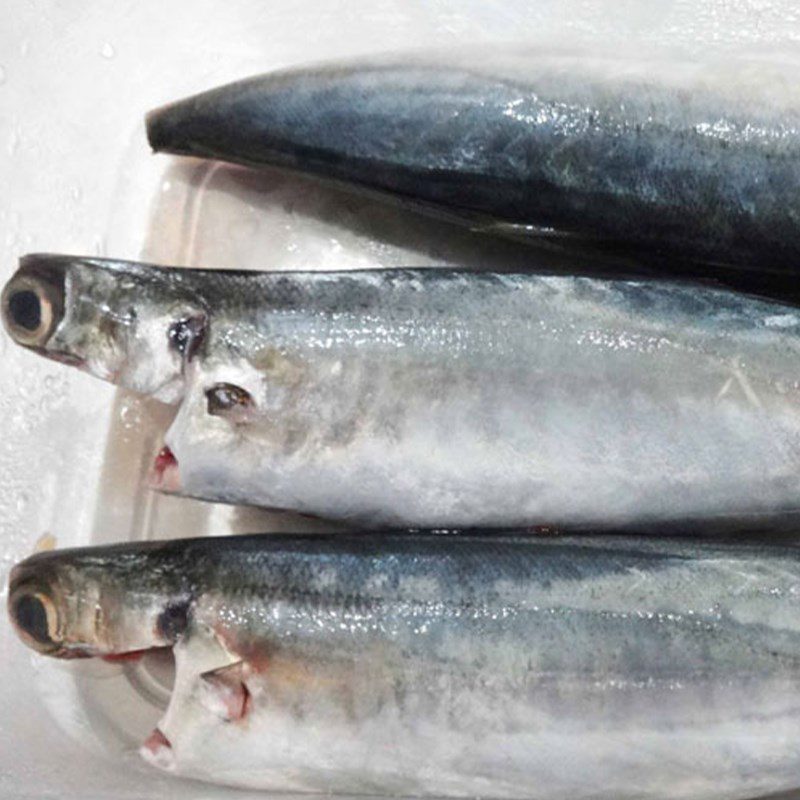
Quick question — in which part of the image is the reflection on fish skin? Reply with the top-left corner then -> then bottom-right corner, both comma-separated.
9,532 -> 800,798
6,254 -> 800,527
147,47 -> 800,276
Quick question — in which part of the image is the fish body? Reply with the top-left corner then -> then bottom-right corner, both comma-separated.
5,254 -> 800,527
147,48 -> 800,274
9,532 -> 800,798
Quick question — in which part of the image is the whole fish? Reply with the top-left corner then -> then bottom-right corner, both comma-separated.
9,532 -> 800,798
6,253 -> 800,527
147,48 -> 800,277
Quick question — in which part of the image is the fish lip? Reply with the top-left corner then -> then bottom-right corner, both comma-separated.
144,106 -> 169,153
140,727 -> 175,772
51,645 -> 97,659
148,445 -> 181,493
145,104 -> 193,157
26,345 -> 85,368
145,102 -> 222,162
2,254 -> 67,351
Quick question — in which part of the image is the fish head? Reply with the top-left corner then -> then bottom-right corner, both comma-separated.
7,542 -> 191,659
2,254 -> 207,403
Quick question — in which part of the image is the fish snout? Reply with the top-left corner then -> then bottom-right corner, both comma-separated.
1,255 -> 67,350
7,554 -> 94,658
146,102 -> 196,158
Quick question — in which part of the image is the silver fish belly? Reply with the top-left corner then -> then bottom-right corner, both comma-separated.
147,48 -> 800,274
8,532 -> 800,798
5,254 -> 800,526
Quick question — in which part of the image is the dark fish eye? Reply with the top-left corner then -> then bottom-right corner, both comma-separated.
7,290 -> 41,332
12,592 -> 54,648
205,382 -> 254,420
1,273 -> 64,348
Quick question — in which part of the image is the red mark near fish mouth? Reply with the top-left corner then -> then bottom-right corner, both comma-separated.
142,728 -> 171,753
149,445 -> 181,492
140,727 -> 175,770
101,645 -> 172,663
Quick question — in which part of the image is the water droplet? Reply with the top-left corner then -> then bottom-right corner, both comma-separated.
70,185 -> 82,201
161,180 -> 172,193
19,40 -> 29,57
92,235 -> 106,256
7,127 -> 19,155
16,492 -> 29,513
119,398 -> 142,430
0,65 -> 6,85
100,42 -> 116,59
43,375 -> 56,391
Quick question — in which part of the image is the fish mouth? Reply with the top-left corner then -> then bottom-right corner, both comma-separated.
1,255 -> 67,350
145,106 -> 174,154
140,727 -> 175,771
148,445 -> 182,493
145,103 -> 196,158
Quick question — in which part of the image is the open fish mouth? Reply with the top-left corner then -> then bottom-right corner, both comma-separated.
140,728 -> 175,771
148,445 -> 182,493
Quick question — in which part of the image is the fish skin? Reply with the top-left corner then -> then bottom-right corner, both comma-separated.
147,48 -> 800,274
9,532 -> 800,798
6,253 -> 800,527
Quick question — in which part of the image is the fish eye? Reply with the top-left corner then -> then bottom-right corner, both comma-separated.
10,591 -> 58,651
1,275 -> 63,348
206,382 -> 253,416
8,290 -> 41,331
